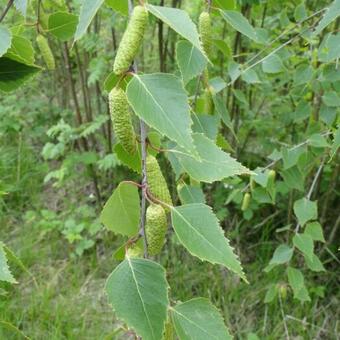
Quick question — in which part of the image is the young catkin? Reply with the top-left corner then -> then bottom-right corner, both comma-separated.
198,11 -> 212,56
268,169 -> 276,182
146,155 -> 173,210
109,87 -> 136,154
113,5 -> 148,75
203,89 -> 214,115
36,34 -> 55,70
241,193 -> 251,211
145,204 -> 167,256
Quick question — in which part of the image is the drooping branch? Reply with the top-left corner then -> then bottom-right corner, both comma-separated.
128,0 -> 149,259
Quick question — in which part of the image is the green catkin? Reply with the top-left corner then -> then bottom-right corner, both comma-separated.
109,87 -> 136,154
241,192 -> 251,211
145,205 -> 167,256
203,88 -> 214,115
268,169 -> 276,182
250,178 -> 256,191
113,5 -> 148,75
146,155 -> 173,210
198,11 -> 212,56
36,34 -> 55,70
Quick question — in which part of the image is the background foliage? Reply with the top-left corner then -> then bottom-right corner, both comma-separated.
0,0 -> 339,338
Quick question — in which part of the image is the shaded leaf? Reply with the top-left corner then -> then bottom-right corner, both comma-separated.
176,40 -> 207,85
100,182 -> 140,236
0,57 -> 40,92
48,12 -> 79,41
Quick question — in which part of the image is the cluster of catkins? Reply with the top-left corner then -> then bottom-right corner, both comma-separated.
108,6 -> 172,256
109,6 -> 214,256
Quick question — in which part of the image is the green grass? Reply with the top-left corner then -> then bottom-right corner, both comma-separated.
0,135 -> 338,340
1,211 -> 339,339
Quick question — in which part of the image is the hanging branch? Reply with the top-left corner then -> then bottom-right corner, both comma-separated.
128,0 -> 149,259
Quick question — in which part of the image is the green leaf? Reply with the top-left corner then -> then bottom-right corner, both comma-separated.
105,0 -> 128,15
178,183 -> 205,204
212,0 -> 236,10
173,133 -> 250,183
212,39 -> 232,59
293,198 -> 318,226
294,64 -> 313,85
293,233 -> 314,261
100,182 -> 140,236
172,298 -> 232,340
318,33 -> 340,62
322,91 -> 340,107
304,253 -> 325,272
126,73 -> 195,154
282,146 -> 305,169
294,2 -> 307,22
0,57 -> 40,92
0,242 -> 17,284
171,203 -> 246,281
264,284 -> 278,303
192,112 -> 220,140
331,127 -> 340,159
146,5 -> 206,57
313,0 -> 340,36
287,267 -> 310,302
262,54 -> 284,74
74,0 -> 105,42
4,35 -> 34,65
308,133 -> 329,148
281,166 -> 305,192
48,12 -> 79,41
176,40 -> 207,85
14,0 -> 28,17
267,245 -> 293,267
242,68 -> 260,84
105,257 -> 169,340
0,26 -> 12,57
209,77 -> 226,94
305,221 -> 325,242
219,10 -> 258,42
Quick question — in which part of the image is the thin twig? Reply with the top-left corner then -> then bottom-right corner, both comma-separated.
295,158 -> 325,233
242,131 -> 331,193
278,293 -> 290,340
0,0 -> 14,23
128,0 -> 149,259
